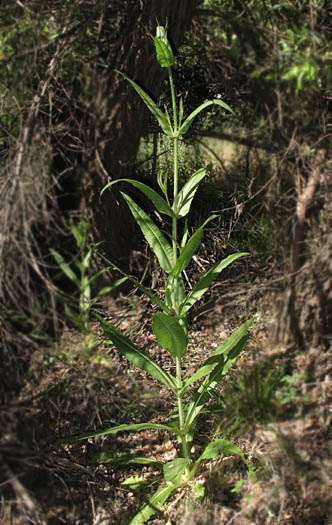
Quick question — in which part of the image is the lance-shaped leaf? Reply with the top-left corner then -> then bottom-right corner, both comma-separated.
165,274 -> 186,314
183,328 -> 250,431
154,26 -> 175,68
63,421 -> 180,444
116,70 -> 173,136
101,179 -> 175,218
97,315 -> 177,392
181,319 -> 253,392
154,38 -> 174,67
128,483 -> 177,525
121,192 -> 174,273
197,439 -> 247,463
178,99 -> 234,136
92,451 -> 164,467
163,458 -> 191,485
122,476 -> 149,490
191,439 -> 248,478
180,252 -> 248,315
50,249 -> 79,287
152,312 -> 188,358
171,215 -> 217,276
97,259 -> 173,315
175,166 -> 207,218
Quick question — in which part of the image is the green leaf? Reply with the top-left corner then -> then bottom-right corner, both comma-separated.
180,253 -> 248,315
121,192 -> 174,273
178,99 -> 234,136
116,70 -> 173,136
62,422 -> 179,444
50,249 -> 79,287
184,365 -> 227,432
192,481 -> 205,500
184,321 -> 252,430
154,26 -> 174,69
181,320 -> 253,392
191,439 -> 248,478
98,260 -> 173,315
176,167 -> 207,218
163,458 -> 191,485
97,315 -> 178,392
81,247 -> 93,270
157,169 -> 168,199
152,312 -> 188,358
165,274 -> 186,314
171,215 -> 217,276
96,276 -> 128,297
128,483 -> 177,524
92,451 -> 164,467
86,265 -> 113,287
154,37 -> 175,68
198,439 -> 247,463
179,97 -> 184,126
122,476 -> 149,490
100,179 -> 175,218
69,219 -> 89,249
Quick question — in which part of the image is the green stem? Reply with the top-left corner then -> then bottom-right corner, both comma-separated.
168,66 -> 177,132
168,66 -> 188,460
169,66 -> 180,314
176,356 -> 189,459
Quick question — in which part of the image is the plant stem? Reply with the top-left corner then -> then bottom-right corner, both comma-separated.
176,356 -> 189,459
169,66 -> 180,314
168,66 -> 188,460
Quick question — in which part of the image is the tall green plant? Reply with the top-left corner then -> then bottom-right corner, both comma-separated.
64,26 -> 253,523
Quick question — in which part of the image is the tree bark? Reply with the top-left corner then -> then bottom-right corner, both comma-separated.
81,0 -> 201,267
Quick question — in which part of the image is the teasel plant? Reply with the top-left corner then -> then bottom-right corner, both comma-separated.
64,25 -> 254,524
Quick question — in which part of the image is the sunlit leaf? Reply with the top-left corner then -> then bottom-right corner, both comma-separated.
101,179 -> 175,218
171,215 -> 217,275
122,476 -> 149,490
176,166 -> 207,218
152,312 -> 188,358
154,36 -> 175,68
180,253 -> 248,315
163,458 -> 191,485
128,483 -> 177,524
63,421 -> 179,444
181,319 -> 253,392
184,321 -> 252,430
97,315 -> 177,392
179,99 -> 234,135
121,192 -> 174,273
198,439 -> 247,463
116,70 -> 173,136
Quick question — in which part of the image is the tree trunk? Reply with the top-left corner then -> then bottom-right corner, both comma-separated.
81,0 -> 201,267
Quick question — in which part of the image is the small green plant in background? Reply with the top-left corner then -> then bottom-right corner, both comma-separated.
64,26 -> 253,523
51,218 -> 127,340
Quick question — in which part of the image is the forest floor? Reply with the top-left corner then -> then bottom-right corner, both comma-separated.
1,276 -> 332,524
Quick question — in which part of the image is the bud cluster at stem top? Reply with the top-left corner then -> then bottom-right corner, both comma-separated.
154,25 -> 175,68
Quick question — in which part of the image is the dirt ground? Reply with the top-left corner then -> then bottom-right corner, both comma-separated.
1,285 -> 332,525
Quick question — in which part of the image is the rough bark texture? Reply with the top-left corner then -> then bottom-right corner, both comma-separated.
274,153 -> 332,349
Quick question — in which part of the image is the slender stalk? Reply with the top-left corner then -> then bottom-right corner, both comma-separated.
176,355 -> 189,459
169,66 -> 180,314
168,66 -> 177,132
168,66 -> 189,460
